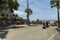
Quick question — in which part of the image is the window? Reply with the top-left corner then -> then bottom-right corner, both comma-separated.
6,14 -> 8,17
0,0 -> 7,5
1,14 -> 4,16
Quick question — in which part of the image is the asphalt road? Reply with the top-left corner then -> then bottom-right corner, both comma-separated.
0,25 -> 59,40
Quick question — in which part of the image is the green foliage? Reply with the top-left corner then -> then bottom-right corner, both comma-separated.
25,8 -> 32,15
13,14 -> 19,17
25,8 -> 32,25
16,17 -> 23,21
50,0 -> 60,9
13,14 -> 23,21
50,0 -> 55,4
0,0 -> 7,9
0,16 -> 8,20
0,0 -> 19,12
8,0 -> 19,12
0,0 -> 7,5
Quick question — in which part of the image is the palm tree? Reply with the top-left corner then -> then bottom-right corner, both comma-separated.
50,0 -> 60,28
25,8 -> 32,25
25,0 -> 32,25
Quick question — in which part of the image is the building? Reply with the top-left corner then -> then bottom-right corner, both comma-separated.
0,0 -> 14,26
31,19 -> 42,24
12,18 -> 27,25
0,9 -> 14,26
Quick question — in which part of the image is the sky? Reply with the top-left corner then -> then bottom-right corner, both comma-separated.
14,0 -> 58,21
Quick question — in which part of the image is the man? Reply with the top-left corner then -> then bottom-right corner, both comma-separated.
42,22 -> 46,29
46,22 -> 49,28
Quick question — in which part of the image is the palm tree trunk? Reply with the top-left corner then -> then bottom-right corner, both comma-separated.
27,14 -> 30,25
57,8 -> 60,28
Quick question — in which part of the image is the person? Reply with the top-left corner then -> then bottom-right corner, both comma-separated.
42,22 -> 46,29
46,22 -> 49,28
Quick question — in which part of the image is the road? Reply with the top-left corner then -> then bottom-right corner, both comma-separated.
0,25 -> 59,40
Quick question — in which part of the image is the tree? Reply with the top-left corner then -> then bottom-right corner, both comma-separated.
50,0 -> 60,28
13,14 -> 23,21
13,14 -> 23,24
8,0 -> 19,12
0,0 -> 19,25
0,0 -> 19,12
25,8 -> 32,25
0,0 -> 7,9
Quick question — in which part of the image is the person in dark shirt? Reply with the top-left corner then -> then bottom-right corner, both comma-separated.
42,22 -> 46,29
46,22 -> 49,28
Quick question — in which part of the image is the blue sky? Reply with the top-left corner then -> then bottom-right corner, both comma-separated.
14,0 -> 58,21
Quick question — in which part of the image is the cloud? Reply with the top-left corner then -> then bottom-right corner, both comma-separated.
46,13 -> 57,20
17,0 -> 57,21
14,10 -> 26,15
51,14 -> 57,19
14,10 -> 27,19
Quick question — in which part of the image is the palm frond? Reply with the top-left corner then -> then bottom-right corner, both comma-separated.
50,0 -> 60,9
50,0 -> 55,5
25,8 -> 32,15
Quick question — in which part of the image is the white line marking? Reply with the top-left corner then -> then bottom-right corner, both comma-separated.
48,33 -> 56,40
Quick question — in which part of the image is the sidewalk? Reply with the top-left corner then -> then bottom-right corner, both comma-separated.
9,24 -> 40,28
9,24 -> 28,28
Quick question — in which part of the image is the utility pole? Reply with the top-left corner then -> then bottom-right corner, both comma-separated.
26,0 -> 30,25
27,0 -> 29,9
57,0 -> 60,28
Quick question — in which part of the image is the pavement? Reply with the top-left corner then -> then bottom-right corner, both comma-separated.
0,25 -> 60,40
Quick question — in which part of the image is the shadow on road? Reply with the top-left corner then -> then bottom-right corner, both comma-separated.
0,26 -> 24,39
0,28 -> 9,39
9,26 -> 24,29
56,28 -> 60,33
